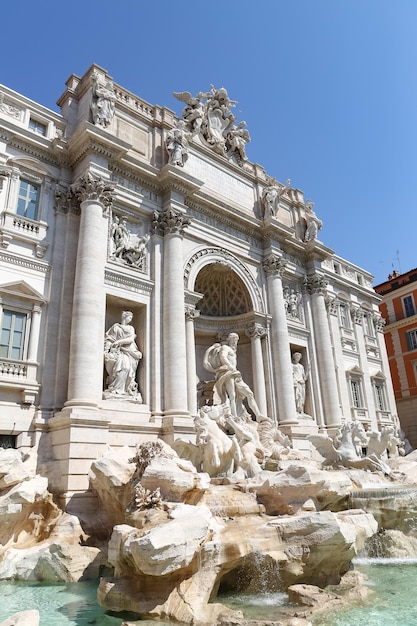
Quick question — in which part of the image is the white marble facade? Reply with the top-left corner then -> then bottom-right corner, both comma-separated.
0,64 -> 397,503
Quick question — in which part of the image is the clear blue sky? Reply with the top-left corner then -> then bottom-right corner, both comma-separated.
3,0 -> 416,285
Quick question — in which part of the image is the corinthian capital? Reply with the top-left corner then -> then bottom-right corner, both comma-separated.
245,322 -> 267,339
72,172 -> 114,209
262,254 -> 286,278
152,207 -> 191,236
304,274 -> 328,296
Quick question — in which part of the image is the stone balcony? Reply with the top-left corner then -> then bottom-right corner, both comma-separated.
0,358 -> 39,404
0,210 -> 48,257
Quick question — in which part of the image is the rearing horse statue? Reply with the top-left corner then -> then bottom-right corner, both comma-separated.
309,421 -> 391,475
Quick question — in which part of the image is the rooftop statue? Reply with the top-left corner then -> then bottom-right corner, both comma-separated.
173,85 -> 250,165
304,199 -> 323,242
262,179 -> 290,218
165,119 -> 189,167
90,70 -> 116,128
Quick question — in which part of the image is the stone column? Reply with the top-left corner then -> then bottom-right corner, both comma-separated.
27,304 -> 42,362
306,275 -> 341,429
153,207 -> 191,420
66,173 -> 113,407
262,254 -> 298,425
246,322 -> 268,417
185,306 -> 200,416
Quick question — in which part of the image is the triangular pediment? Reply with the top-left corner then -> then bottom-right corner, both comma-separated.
0,281 -> 46,302
371,369 -> 385,381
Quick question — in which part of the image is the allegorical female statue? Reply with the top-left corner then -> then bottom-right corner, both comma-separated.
103,311 -> 142,401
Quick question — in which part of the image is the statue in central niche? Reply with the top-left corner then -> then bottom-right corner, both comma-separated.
203,332 -> 261,420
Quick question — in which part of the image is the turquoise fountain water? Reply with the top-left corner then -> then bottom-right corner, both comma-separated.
0,580 -> 172,625
1,563 -> 416,626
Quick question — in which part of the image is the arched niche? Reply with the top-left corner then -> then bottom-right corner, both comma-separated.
184,247 -> 267,411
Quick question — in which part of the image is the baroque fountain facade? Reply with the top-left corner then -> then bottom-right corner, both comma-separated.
0,65 -> 414,625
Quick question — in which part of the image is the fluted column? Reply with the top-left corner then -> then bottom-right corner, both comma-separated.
66,173 -> 113,407
306,275 -> 341,428
185,306 -> 200,416
27,304 -> 42,362
153,207 -> 191,417
262,254 -> 298,425
246,322 -> 268,417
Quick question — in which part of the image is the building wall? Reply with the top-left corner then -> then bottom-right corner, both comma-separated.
375,270 -> 417,447
0,65 -> 399,502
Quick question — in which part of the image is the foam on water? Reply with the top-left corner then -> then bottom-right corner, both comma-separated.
354,556 -> 417,565
221,591 -> 288,607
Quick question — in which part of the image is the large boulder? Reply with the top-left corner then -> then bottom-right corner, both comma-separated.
0,512 -> 103,581
0,610 -> 40,626
88,446 -> 136,527
0,449 -> 32,490
141,456 -> 211,502
252,465 -> 353,515
109,504 -> 219,576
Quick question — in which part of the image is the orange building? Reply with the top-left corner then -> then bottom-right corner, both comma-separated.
375,268 -> 417,447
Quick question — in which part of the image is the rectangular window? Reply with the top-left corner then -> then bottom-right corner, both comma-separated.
364,314 -> 375,337
0,435 -> 17,449
16,179 -> 39,220
339,304 -> 350,329
29,118 -> 47,136
374,383 -> 386,411
406,329 -> 417,351
403,295 -> 415,318
350,380 -> 363,408
0,310 -> 26,359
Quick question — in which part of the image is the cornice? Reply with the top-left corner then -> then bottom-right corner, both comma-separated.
0,250 -> 50,274
186,193 -> 262,244
104,268 -> 153,295
8,135 -> 62,169
109,161 -> 161,194
384,314 -> 417,333
158,163 -> 203,196
66,122 -> 131,168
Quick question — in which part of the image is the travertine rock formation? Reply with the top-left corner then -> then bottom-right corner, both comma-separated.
1,439 -> 417,624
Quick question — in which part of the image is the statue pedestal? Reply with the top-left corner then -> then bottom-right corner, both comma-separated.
280,416 -> 319,455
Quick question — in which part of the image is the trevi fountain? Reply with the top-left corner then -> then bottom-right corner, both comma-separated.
0,335 -> 416,626
0,68 -> 415,625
